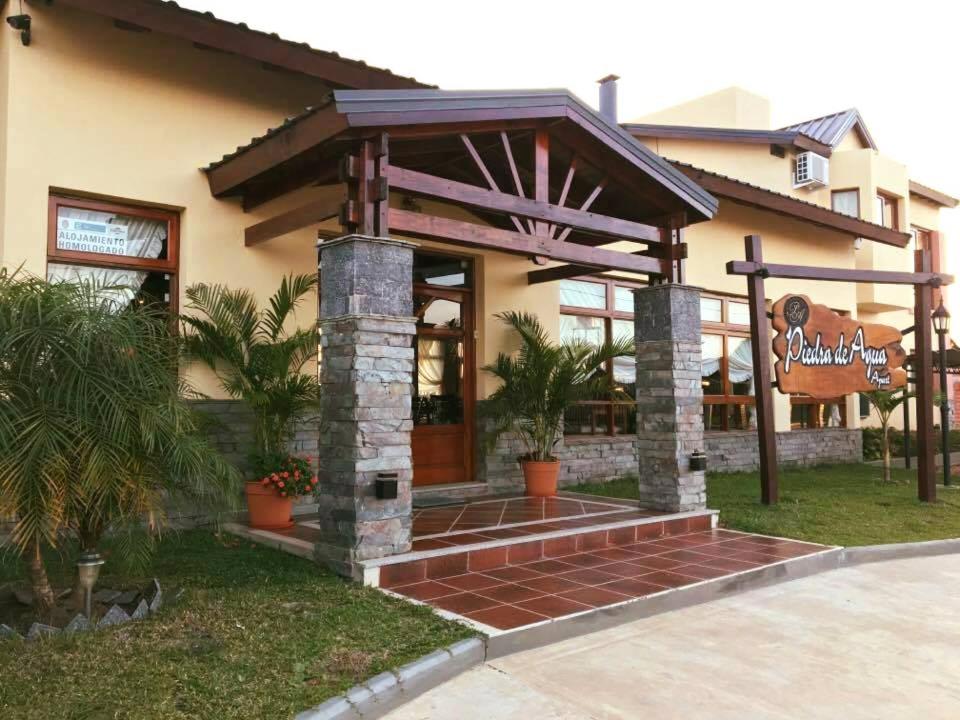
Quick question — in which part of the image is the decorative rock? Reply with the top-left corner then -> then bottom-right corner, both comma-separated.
13,587 -> 33,606
146,579 -> 163,613
97,605 -> 131,628
63,614 -> 92,634
131,599 -> 149,620
0,624 -> 22,641
26,623 -> 60,641
93,589 -> 122,604
115,590 -> 139,605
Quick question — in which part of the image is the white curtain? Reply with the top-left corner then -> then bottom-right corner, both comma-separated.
728,338 -> 757,429
48,208 -> 165,308
417,338 -> 445,396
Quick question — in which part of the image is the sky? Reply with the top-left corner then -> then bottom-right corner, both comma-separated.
183,0 -> 959,298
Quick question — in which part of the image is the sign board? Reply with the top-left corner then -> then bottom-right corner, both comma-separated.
771,294 -> 907,398
57,217 -> 128,256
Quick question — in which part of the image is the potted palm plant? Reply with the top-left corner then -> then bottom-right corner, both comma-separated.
483,311 -> 635,497
180,274 -> 321,530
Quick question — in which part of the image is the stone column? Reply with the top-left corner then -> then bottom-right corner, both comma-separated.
634,284 -> 706,512
315,234 -> 417,579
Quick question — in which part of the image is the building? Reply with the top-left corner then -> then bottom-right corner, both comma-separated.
0,2 -> 954,575
625,85 -> 958,447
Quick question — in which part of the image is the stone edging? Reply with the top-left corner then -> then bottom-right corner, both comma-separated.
295,637 -> 485,720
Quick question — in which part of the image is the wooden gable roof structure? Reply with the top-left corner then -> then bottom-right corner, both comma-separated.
204,89 -> 718,283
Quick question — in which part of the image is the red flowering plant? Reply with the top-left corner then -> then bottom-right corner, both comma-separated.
253,453 -> 317,498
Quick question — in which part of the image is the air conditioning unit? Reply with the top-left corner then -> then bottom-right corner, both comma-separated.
793,151 -> 829,189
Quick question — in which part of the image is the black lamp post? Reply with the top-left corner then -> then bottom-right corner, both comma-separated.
932,300 -> 951,486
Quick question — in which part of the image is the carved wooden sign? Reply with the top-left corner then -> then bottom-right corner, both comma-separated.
771,294 -> 907,398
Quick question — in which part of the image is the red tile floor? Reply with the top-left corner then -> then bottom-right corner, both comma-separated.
384,528 -> 828,631
410,496 -> 659,549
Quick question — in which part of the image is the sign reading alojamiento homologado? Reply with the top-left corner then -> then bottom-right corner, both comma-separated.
57,217 -> 128,256
771,294 -> 907,398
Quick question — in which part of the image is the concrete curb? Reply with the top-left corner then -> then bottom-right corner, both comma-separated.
841,537 -> 960,565
294,637 -> 486,720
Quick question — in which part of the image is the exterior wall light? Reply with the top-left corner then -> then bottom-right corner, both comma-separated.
932,299 -> 952,487
5,14 -> 30,46
76,551 -> 105,619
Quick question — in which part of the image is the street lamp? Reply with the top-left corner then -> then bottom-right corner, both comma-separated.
932,300 -> 951,486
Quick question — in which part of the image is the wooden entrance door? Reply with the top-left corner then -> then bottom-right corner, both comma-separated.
412,284 -> 474,486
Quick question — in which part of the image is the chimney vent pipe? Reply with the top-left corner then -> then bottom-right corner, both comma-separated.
597,74 -> 620,122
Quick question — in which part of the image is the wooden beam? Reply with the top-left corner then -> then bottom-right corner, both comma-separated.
244,193 -> 343,246
460,134 -> 527,235
528,243 -> 686,285
673,163 -> 912,248
548,156 -> 578,238
915,248 -> 936,502
499,132 -> 534,234
726,261 -> 952,287
52,0 -> 426,90
743,235 -> 778,505
388,167 -> 659,244
206,105 -> 348,198
388,209 -> 662,275
534,128 -> 549,237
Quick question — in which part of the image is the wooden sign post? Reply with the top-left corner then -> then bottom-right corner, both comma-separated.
728,236 -> 951,505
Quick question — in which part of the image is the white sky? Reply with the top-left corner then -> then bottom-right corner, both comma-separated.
182,0 -> 960,300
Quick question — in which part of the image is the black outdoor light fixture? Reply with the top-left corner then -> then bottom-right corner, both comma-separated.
375,472 -> 399,500
690,450 -> 707,472
5,13 -> 30,45
932,299 -> 951,487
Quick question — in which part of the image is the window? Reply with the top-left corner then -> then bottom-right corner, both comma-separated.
701,295 -> 756,432
560,277 -> 642,436
831,189 -> 860,218
874,191 -> 900,230
911,226 -> 932,254
791,396 -> 848,429
47,195 -> 179,311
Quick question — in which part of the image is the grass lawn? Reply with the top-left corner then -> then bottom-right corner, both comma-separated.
572,463 -> 960,547
0,530 -> 472,720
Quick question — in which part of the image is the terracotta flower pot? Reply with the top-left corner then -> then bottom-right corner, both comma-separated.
245,481 -> 294,530
522,460 -> 560,497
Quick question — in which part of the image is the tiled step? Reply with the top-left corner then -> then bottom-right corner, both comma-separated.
363,510 -> 717,587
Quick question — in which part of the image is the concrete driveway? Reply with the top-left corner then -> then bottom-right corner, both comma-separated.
387,554 -> 960,719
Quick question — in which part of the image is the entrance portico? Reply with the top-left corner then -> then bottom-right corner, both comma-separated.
204,88 -> 719,577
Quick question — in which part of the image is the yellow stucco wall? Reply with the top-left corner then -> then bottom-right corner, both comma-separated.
635,87 -> 771,130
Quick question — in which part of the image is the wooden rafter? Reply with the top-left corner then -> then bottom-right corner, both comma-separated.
527,242 -> 686,285
557,179 -> 607,242
500,132 -> 534,234
533,128 -> 549,237
388,208 -> 662,275
547,156 -> 578,238
460,134 -> 527,235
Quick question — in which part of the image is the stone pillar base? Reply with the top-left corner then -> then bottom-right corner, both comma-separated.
634,284 -> 706,512
315,235 -> 416,579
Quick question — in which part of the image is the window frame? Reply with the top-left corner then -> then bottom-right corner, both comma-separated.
874,190 -> 900,231
700,293 -> 755,432
47,194 -> 180,273
47,193 -> 180,313
830,188 -> 860,218
560,276 -> 645,437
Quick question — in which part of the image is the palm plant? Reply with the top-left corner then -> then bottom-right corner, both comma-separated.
180,274 -> 320,467
482,311 -> 635,461
0,269 -> 240,614
862,389 -> 912,484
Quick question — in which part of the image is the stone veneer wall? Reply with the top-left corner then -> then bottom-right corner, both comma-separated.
475,420 -> 640,493
705,428 -> 863,473
191,399 -> 320,477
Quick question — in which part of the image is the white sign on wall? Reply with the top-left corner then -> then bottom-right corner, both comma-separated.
57,217 -> 128,256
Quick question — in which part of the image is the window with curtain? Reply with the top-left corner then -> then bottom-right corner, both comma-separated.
831,189 -> 860,218
47,195 -> 179,311
701,295 -> 756,432
559,277 -> 641,437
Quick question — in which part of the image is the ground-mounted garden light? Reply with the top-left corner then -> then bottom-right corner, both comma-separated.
932,300 -> 951,487
76,551 -> 105,619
